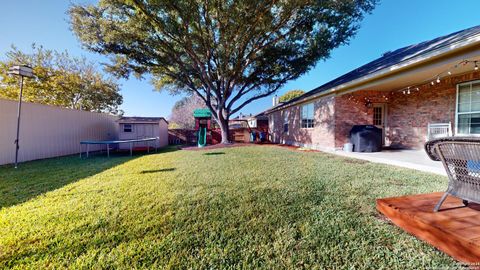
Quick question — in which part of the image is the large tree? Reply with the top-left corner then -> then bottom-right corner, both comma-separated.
0,45 -> 123,114
279,89 -> 305,103
70,0 -> 376,143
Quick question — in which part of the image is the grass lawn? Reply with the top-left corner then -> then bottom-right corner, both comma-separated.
0,145 -> 460,269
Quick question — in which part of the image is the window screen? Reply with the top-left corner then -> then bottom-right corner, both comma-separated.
457,82 -> 480,135
301,103 -> 315,128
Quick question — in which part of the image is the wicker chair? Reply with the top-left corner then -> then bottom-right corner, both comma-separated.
425,137 -> 480,212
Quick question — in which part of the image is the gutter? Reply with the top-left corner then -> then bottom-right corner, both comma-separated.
265,33 -> 480,114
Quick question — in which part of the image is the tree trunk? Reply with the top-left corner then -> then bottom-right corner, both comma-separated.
217,114 -> 230,144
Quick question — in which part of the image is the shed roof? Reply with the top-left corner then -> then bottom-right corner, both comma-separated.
118,116 -> 168,124
268,24 -> 480,112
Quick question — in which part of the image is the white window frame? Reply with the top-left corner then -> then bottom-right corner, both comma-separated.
123,124 -> 133,133
301,103 -> 315,129
455,81 -> 480,136
283,111 -> 289,134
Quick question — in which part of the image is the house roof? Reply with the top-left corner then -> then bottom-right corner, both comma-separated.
267,24 -> 480,112
118,116 -> 168,124
250,112 -> 268,120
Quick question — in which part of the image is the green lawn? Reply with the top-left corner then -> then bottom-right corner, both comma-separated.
0,146 -> 460,269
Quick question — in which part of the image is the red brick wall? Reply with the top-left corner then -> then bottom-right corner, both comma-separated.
334,85 -> 455,149
335,72 -> 480,149
334,91 -> 388,148
387,85 -> 454,148
268,96 -> 336,150
387,72 -> 480,148
268,71 -> 480,150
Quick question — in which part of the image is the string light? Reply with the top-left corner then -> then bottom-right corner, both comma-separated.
394,58 -> 480,95
345,58 -> 480,106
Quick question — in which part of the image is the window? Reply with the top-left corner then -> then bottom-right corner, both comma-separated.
248,119 -> 257,128
373,106 -> 383,126
457,81 -> 480,135
123,124 -> 133,133
301,103 -> 315,128
283,111 -> 289,133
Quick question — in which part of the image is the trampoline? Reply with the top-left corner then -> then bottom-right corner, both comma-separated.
80,137 -> 159,158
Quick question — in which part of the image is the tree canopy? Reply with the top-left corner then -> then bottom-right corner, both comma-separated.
0,45 -> 123,114
70,0 -> 376,142
279,89 -> 306,103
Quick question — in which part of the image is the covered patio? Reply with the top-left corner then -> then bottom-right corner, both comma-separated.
328,32 -> 480,151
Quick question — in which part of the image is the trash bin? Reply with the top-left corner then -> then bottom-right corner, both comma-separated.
259,132 -> 266,142
250,132 -> 257,142
343,143 -> 353,152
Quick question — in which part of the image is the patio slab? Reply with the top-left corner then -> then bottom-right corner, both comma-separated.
377,193 -> 480,263
332,149 -> 446,175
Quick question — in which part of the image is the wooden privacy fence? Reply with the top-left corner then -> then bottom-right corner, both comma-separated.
168,128 -> 269,145
0,98 -> 119,165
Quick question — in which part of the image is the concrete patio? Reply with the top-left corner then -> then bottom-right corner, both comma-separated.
331,148 -> 446,175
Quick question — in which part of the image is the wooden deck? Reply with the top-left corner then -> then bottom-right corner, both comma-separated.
377,192 -> 480,263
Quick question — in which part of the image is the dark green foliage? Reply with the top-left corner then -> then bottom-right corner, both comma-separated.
0,45 -> 123,113
279,89 -> 305,102
69,0 -> 377,142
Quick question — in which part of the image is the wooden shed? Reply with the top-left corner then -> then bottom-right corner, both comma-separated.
118,117 -> 168,149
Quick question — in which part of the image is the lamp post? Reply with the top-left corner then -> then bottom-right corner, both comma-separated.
7,65 -> 34,168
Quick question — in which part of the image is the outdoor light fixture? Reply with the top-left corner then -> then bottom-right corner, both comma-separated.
7,65 -> 34,168
475,61 -> 479,71
8,65 -> 34,77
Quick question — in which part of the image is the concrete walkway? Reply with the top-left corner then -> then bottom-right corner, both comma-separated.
331,149 -> 446,176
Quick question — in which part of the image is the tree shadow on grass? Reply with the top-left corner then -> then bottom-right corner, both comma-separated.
0,146 -> 179,209
111,145 -> 181,157
140,168 -> 176,174
203,152 -> 225,156
0,155 -> 135,209
0,175 -> 328,269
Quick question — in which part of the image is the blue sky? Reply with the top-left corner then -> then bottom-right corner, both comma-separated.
1,0 -> 479,118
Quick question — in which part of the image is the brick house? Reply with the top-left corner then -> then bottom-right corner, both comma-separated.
265,25 -> 480,151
